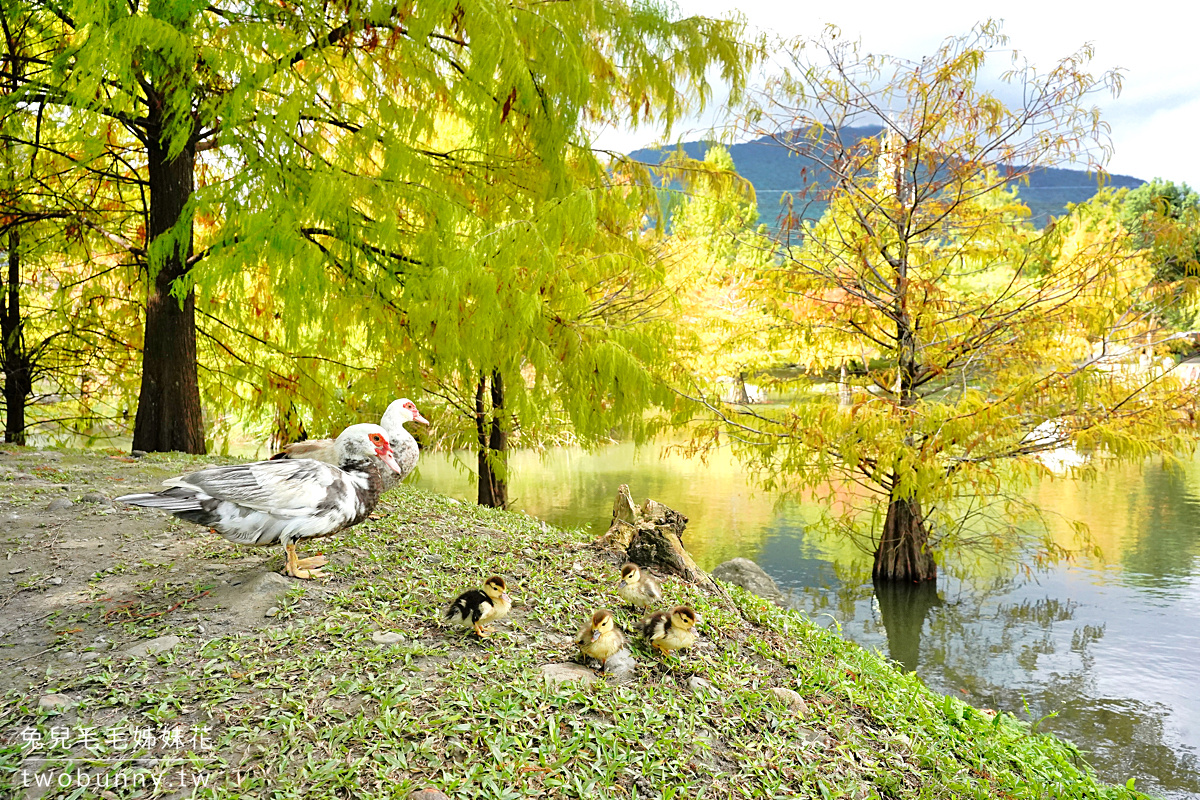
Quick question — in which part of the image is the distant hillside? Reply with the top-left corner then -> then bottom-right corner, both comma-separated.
628,126 -> 1144,229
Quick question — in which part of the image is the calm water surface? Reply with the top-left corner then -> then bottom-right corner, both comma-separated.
415,444 -> 1200,799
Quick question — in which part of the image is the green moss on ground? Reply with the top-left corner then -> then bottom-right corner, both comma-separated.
1,482 -> 1143,799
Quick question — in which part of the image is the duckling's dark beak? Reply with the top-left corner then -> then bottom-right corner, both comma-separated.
502,592 -> 511,603
591,629 -> 601,642
617,579 -> 626,589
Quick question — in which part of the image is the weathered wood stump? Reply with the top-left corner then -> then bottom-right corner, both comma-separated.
597,486 -> 714,588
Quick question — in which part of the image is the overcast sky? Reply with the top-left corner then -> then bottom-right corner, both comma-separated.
599,2 -> 1200,187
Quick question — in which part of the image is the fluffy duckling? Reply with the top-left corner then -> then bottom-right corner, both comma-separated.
616,562 -> 663,610
576,609 -> 626,667
445,575 -> 512,637
640,605 -> 698,657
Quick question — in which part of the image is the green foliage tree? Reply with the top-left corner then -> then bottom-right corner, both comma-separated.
1116,178 -> 1200,331
1,0 -> 756,459
1,3 -> 142,444
694,24 -> 1199,583
658,145 -> 778,399
1119,178 -> 1200,282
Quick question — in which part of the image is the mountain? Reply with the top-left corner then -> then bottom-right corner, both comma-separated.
627,126 -> 1145,229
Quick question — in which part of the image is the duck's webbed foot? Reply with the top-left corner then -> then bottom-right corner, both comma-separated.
284,544 -> 328,580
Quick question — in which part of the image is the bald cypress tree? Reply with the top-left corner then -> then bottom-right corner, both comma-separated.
2,0 -> 756,453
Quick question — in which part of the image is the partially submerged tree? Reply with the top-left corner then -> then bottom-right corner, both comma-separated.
697,24 -> 1199,582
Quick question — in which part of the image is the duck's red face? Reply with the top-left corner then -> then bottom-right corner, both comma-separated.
368,432 -> 404,474
404,400 -> 430,425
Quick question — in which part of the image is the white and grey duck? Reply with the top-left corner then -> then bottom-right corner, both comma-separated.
116,423 -> 403,579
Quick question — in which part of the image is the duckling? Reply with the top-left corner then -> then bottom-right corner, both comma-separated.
616,562 -> 663,610
576,609 -> 626,667
640,605 -> 698,657
444,575 -> 511,637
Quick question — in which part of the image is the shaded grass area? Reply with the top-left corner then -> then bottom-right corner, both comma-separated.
2,484 -> 1142,799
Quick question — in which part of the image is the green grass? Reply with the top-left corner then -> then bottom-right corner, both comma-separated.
1,485 -> 1143,799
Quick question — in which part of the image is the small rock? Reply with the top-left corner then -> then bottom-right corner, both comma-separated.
602,649 -> 637,683
712,558 -> 784,602
686,676 -> 720,696
48,577 -> 63,586
539,663 -> 599,686
265,607 -> 281,618
38,694 -> 75,711
444,498 -> 460,505
12,472 -> 33,480
46,498 -> 74,512
422,553 -> 443,565
80,492 -> 111,505
58,651 -> 80,663
197,625 -> 206,634
770,687 -> 810,716
122,635 -> 181,658
797,726 -> 832,747
410,789 -> 451,800
8,567 -> 27,575
130,449 -> 148,458
371,631 -> 404,645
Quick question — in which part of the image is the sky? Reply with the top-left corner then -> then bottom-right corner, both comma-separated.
597,1 -> 1200,187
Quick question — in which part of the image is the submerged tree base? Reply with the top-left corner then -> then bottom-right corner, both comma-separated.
874,496 -> 938,583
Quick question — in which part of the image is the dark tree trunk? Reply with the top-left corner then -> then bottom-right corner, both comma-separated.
1,231 -> 31,445
872,251 -> 936,583
475,370 -> 508,508
131,96 -> 205,454
873,490 -> 937,582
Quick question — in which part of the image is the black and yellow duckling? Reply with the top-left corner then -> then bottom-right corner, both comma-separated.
576,609 -> 626,668
640,605 -> 698,657
616,562 -> 663,610
444,575 -> 511,637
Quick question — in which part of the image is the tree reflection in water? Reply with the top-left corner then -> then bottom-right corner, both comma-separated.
785,575 -> 1200,798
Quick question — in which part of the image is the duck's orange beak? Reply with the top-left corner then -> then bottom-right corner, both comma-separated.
375,441 -> 404,474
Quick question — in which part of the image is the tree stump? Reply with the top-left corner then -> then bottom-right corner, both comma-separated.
598,484 -> 639,549
598,486 -> 714,589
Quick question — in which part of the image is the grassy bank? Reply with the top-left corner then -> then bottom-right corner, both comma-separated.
0,459 -> 1142,799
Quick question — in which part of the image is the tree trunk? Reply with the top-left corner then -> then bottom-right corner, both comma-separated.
131,98 -> 205,454
1,231 -> 31,445
873,248 -> 936,582
475,370 -> 508,508
873,490 -> 937,582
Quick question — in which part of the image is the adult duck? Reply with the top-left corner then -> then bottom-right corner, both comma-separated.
116,424 -> 402,579
273,398 -> 428,491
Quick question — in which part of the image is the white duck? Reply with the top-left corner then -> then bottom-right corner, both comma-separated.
273,398 -> 428,491
117,424 -> 403,579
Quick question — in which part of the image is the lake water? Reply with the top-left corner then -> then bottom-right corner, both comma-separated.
414,443 -> 1200,799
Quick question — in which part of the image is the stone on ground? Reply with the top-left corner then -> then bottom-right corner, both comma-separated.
540,662 -> 599,686
122,635 -> 181,658
713,557 -> 783,602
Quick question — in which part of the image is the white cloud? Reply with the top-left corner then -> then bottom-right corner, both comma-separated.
604,1 -> 1200,186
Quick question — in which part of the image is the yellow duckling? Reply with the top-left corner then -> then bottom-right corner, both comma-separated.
640,605 -> 698,657
616,562 -> 663,610
444,575 -> 511,637
576,609 -> 627,666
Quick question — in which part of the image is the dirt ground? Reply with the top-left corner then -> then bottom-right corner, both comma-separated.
0,446 -> 329,694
